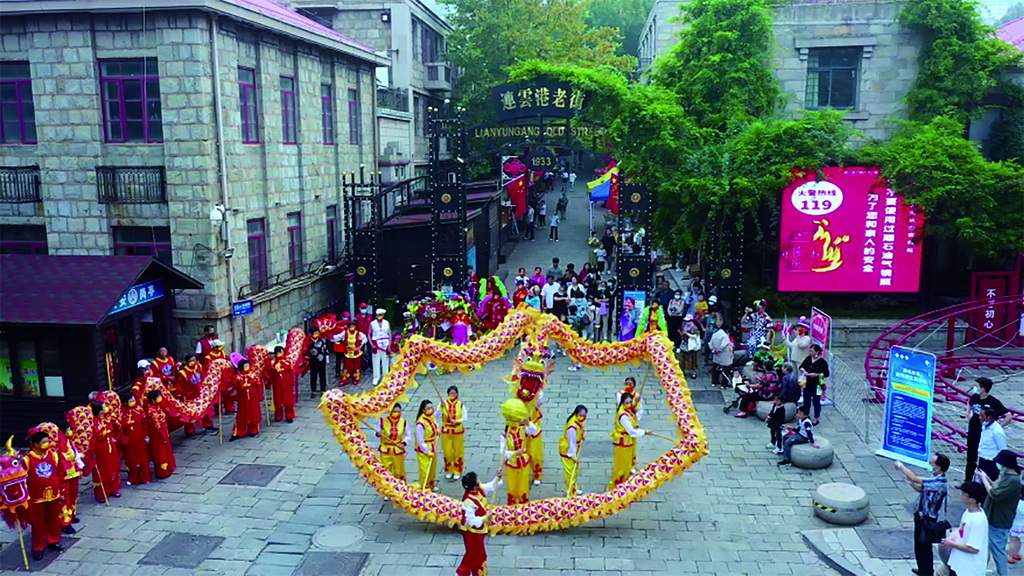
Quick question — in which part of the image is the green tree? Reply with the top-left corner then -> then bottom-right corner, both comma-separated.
649,0 -> 779,132
440,0 -> 635,109
858,116 -> 1024,259
585,0 -> 655,57
899,0 -> 1021,123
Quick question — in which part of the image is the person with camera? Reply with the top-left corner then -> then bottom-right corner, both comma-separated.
896,453 -> 950,576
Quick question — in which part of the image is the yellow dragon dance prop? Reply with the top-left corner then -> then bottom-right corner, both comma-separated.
319,306 -> 709,535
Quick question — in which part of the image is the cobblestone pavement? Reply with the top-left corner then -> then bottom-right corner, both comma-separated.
0,181 -> 942,576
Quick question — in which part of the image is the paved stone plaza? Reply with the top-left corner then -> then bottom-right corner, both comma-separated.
0,182 -> 950,576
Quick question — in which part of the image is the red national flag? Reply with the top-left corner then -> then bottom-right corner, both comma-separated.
607,172 -> 621,215
505,176 -> 528,217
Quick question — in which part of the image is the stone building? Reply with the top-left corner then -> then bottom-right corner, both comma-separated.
293,0 -> 454,184
0,0 -> 388,375
638,0 -> 920,141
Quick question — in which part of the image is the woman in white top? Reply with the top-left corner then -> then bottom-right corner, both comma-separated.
786,319 -> 812,366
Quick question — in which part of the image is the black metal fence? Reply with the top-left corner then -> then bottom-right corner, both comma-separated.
377,86 -> 409,112
0,165 -> 41,203
96,166 -> 167,204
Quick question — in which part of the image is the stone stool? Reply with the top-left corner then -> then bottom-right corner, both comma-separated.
812,482 -> 870,526
755,401 -> 797,422
790,436 -> 834,469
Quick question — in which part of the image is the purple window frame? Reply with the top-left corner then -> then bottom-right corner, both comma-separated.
0,225 -> 47,254
112,226 -> 172,263
326,204 -> 338,262
281,76 -> 297,145
0,62 -> 37,145
99,59 -> 163,143
347,88 -> 360,145
287,211 -> 304,276
239,67 -> 259,144
247,218 -> 269,290
321,84 -> 335,145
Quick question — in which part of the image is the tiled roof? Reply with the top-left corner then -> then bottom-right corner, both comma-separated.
999,16 -> 1024,51
226,0 -> 379,54
0,255 -> 202,325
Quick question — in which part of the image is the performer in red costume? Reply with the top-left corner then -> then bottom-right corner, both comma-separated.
145,390 -> 176,479
24,431 -> 64,561
91,392 -> 122,502
355,303 -> 373,371
229,359 -> 263,441
131,360 -> 152,403
476,277 -> 511,331
176,355 -> 216,436
456,471 -> 501,576
149,347 -> 177,388
32,422 -> 83,535
120,393 -> 151,486
268,346 -> 296,422
339,323 -> 365,386
512,284 -> 529,308
204,339 -> 234,413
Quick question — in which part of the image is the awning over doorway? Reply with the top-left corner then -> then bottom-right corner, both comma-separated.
0,255 -> 203,325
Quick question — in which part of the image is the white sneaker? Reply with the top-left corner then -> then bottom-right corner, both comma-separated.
765,443 -> 775,450
630,468 -> 637,475
773,448 -> 783,454
445,473 -> 453,480
533,479 -> 541,486
575,489 -> 583,495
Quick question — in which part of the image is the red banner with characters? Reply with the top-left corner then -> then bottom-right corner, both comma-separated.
778,167 -> 924,293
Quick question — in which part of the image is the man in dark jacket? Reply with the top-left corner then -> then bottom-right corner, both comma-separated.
779,362 -> 802,404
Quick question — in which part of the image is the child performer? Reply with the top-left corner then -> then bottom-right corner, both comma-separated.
176,355 -> 216,436
121,392 -> 151,486
559,405 -> 587,496
608,392 -> 650,489
92,393 -> 122,502
229,360 -> 263,441
24,431 -> 64,561
414,400 -> 440,491
145,390 -> 176,479
268,346 -> 297,423
374,403 -> 410,481
456,471 -> 502,576
499,398 -> 539,504
442,386 -> 467,481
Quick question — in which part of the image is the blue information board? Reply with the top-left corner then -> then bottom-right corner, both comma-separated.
232,300 -> 254,317
876,346 -> 936,468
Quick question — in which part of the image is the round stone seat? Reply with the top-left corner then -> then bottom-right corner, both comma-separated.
755,401 -> 797,422
790,436 -> 834,469
812,482 -> 870,526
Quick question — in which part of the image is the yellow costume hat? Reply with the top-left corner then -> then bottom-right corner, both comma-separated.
499,398 -> 529,425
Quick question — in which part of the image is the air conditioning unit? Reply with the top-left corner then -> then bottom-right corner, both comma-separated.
384,141 -> 404,156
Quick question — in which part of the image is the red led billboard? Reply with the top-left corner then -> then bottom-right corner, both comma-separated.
778,167 -> 923,293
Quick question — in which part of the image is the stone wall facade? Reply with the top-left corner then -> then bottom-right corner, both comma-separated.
637,0 -> 918,141
0,9 -> 380,357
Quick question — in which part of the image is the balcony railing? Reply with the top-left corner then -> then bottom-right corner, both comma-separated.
0,165 -> 41,203
377,86 -> 410,112
97,166 -> 167,204
425,62 -> 453,91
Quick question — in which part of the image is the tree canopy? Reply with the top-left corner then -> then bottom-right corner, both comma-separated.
585,0 -> 655,57
439,0 -> 635,109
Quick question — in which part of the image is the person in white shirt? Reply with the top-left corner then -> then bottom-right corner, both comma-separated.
369,309 -> 392,385
977,408 -> 1008,481
786,319 -> 812,367
943,481 -> 990,576
540,277 -> 560,313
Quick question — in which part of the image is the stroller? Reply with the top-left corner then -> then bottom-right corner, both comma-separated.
710,349 -> 749,389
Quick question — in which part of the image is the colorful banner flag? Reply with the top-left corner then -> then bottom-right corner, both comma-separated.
505,175 -> 527,217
